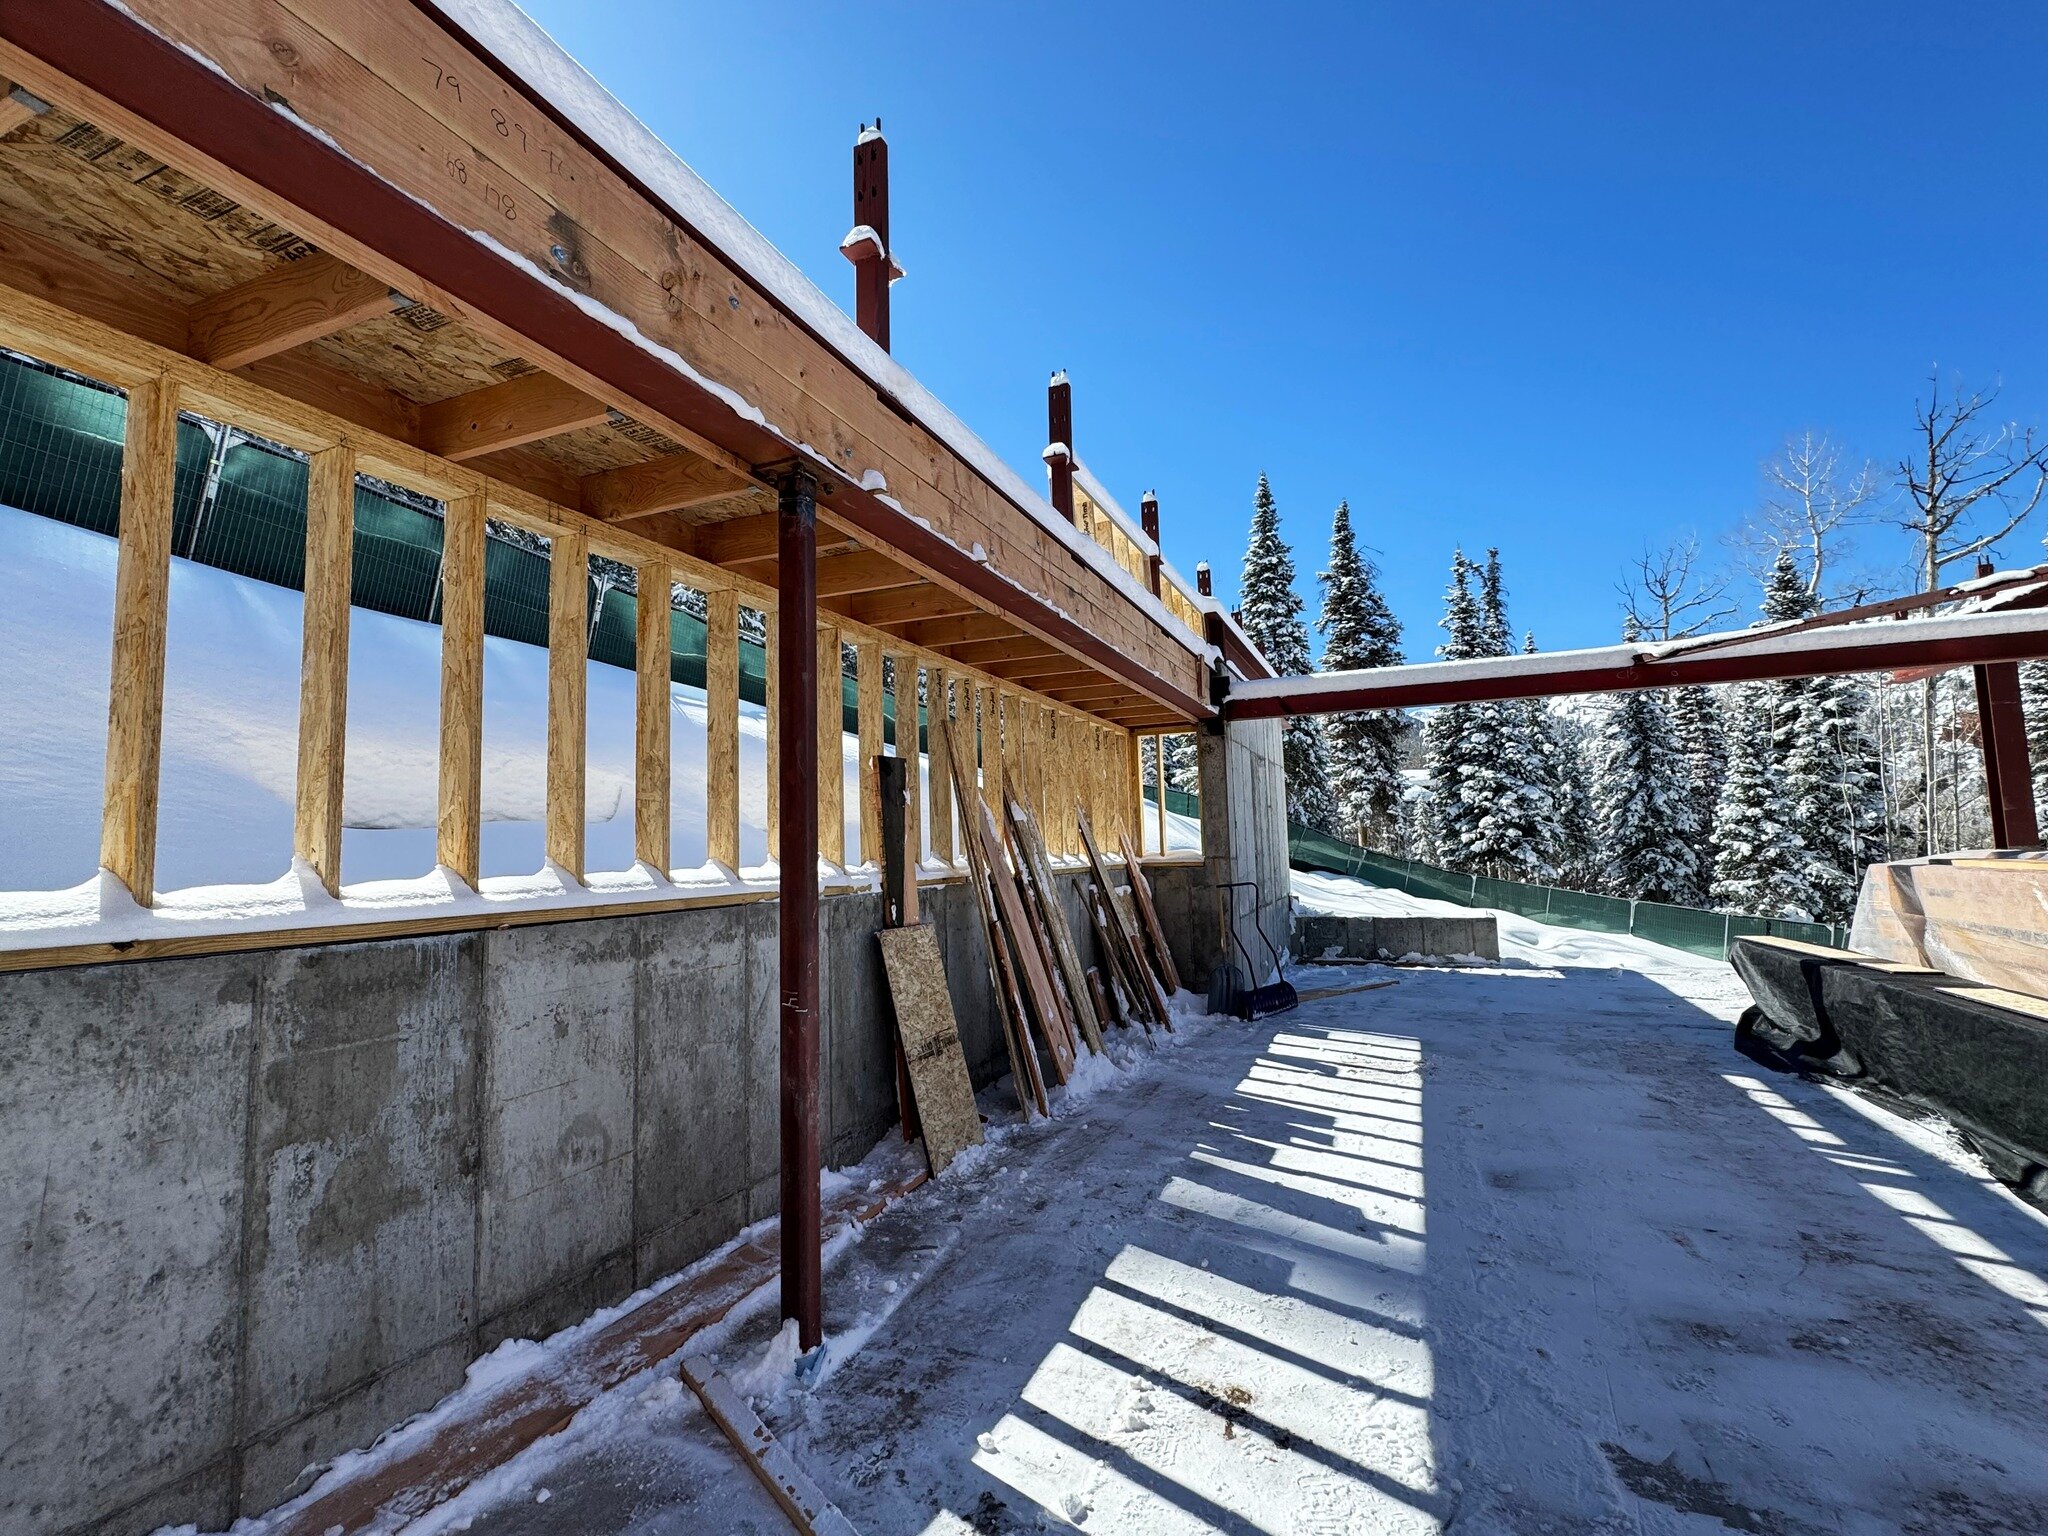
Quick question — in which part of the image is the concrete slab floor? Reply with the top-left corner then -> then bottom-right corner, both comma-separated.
434,952 -> 2048,1536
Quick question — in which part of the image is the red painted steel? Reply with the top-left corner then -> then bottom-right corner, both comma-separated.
1974,661 -> 2040,848
1140,490 -> 1162,597
1227,622 -> 2048,718
0,0 -> 1214,722
773,465 -> 823,1349
851,123 -> 891,351
1047,373 -> 1075,522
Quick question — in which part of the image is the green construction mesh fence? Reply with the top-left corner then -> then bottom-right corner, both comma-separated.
1286,820 -> 1847,961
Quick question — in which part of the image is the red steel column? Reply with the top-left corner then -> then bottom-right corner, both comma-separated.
1046,371 -> 1075,522
850,121 -> 892,350
1974,661 -> 2040,848
773,463 -> 823,1347
1140,490 -> 1163,597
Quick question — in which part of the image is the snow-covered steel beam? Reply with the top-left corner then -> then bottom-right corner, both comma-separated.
1224,606 -> 2048,718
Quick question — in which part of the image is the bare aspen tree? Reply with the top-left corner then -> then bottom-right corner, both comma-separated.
1615,534 -> 1735,641
1892,372 -> 2048,850
1741,431 -> 1883,602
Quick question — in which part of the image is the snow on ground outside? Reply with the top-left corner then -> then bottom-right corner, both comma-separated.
0,506 -> 970,948
209,876 -> 2048,1536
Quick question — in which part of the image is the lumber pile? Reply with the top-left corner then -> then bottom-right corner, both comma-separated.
1850,854 -> 2048,1002
931,719 -> 1179,1117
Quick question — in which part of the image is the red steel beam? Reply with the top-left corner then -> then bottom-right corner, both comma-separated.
1226,608 -> 2048,719
0,0 -> 1213,724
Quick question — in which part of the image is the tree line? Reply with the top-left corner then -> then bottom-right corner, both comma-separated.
1213,372 -> 2048,927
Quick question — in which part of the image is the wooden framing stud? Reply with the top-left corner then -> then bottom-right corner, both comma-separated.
706,587 -> 742,870
927,664 -> 955,867
294,443 -> 356,896
857,640 -> 884,866
99,375 -> 178,907
437,494 -> 486,886
546,524 -> 590,882
764,615 -> 779,861
887,650 -> 923,871
819,624 -> 845,869
635,559 -> 673,874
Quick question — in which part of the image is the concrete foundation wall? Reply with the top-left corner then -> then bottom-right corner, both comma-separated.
1194,716 -> 1294,981
0,875 -> 1094,1536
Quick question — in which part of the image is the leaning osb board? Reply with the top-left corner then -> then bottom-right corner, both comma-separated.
876,925 -> 983,1175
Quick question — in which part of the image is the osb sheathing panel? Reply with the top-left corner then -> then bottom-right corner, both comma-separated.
0,107 -> 302,300
110,0 -> 1207,708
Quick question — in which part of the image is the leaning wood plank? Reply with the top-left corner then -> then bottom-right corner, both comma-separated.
635,558 -> 673,872
1118,834 -> 1183,994
937,717 -> 1043,1116
705,586 -> 741,870
187,251 -> 397,371
546,523 -> 589,881
1004,782 -> 1104,1055
436,493 -> 485,886
1087,885 -> 1152,1035
100,375 -> 179,907
1078,810 -> 1169,1028
877,926 -> 984,1175
681,1362 -> 863,1536
265,1171 -> 923,1536
973,799 -> 1076,1082
294,444 -> 356,895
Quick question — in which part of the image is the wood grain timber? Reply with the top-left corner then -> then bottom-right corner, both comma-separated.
546,523 -> 589,881
893,613 -> 1017,650
705,586 -> 741,870
815,550 -> 923,600
293,442 -> 355,895
943,636 -> 1061,668
926,664 -> 954,865
635,558 -> 672,872
582,449 -> 754,523
0,80 -> 48,139
8,0 -> 1212,718
764,618 -> 779,860
0,263 -> 1140,923
887,649 -> 922,871
817,625 -> 845,868
975,682 -> 999,822
437,492 -> 486,886
100,373 -> 177,905
843,586 -> 981,630
186,250 -> 397,370
421,371 -> 611,461
857,641 -> 884,867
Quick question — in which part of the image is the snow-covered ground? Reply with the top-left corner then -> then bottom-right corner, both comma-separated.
195,876 -> 2048,1536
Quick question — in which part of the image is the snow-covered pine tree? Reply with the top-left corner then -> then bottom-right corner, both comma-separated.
1670,685 -> 1725,905
1453,553 -> 1553,879
1421,551 -> 1488,869
1593,622 -> 1699,902
1755,547 -> 1884,921
1543,703 -> 1602,891
1239,473 -> 1339,829
1710,683 -> 1801,915
1315,500 -> 1406,847
1517,633 -> 1571,881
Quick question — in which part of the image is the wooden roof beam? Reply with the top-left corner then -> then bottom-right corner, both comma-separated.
0,80 -> 49,139
420,370 -> 611,461
843,585 -> 981,629
815,551 -> 925,600
581,449 -> 756,523
891,613 -> 1019,649
186,251 -> 401,372
944,637 -> 1063,668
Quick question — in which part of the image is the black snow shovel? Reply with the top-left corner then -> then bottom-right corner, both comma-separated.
1208,880 -> 1299,1020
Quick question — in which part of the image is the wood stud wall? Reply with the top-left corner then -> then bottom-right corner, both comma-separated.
23,280 -> 1167,921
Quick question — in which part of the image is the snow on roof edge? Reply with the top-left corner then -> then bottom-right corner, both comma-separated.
429,0 -> 1210,664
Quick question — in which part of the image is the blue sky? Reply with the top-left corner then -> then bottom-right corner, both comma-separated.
517,1 -> 2048,656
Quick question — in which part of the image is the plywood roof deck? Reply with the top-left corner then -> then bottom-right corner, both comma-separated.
0,0 -> 1214,730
